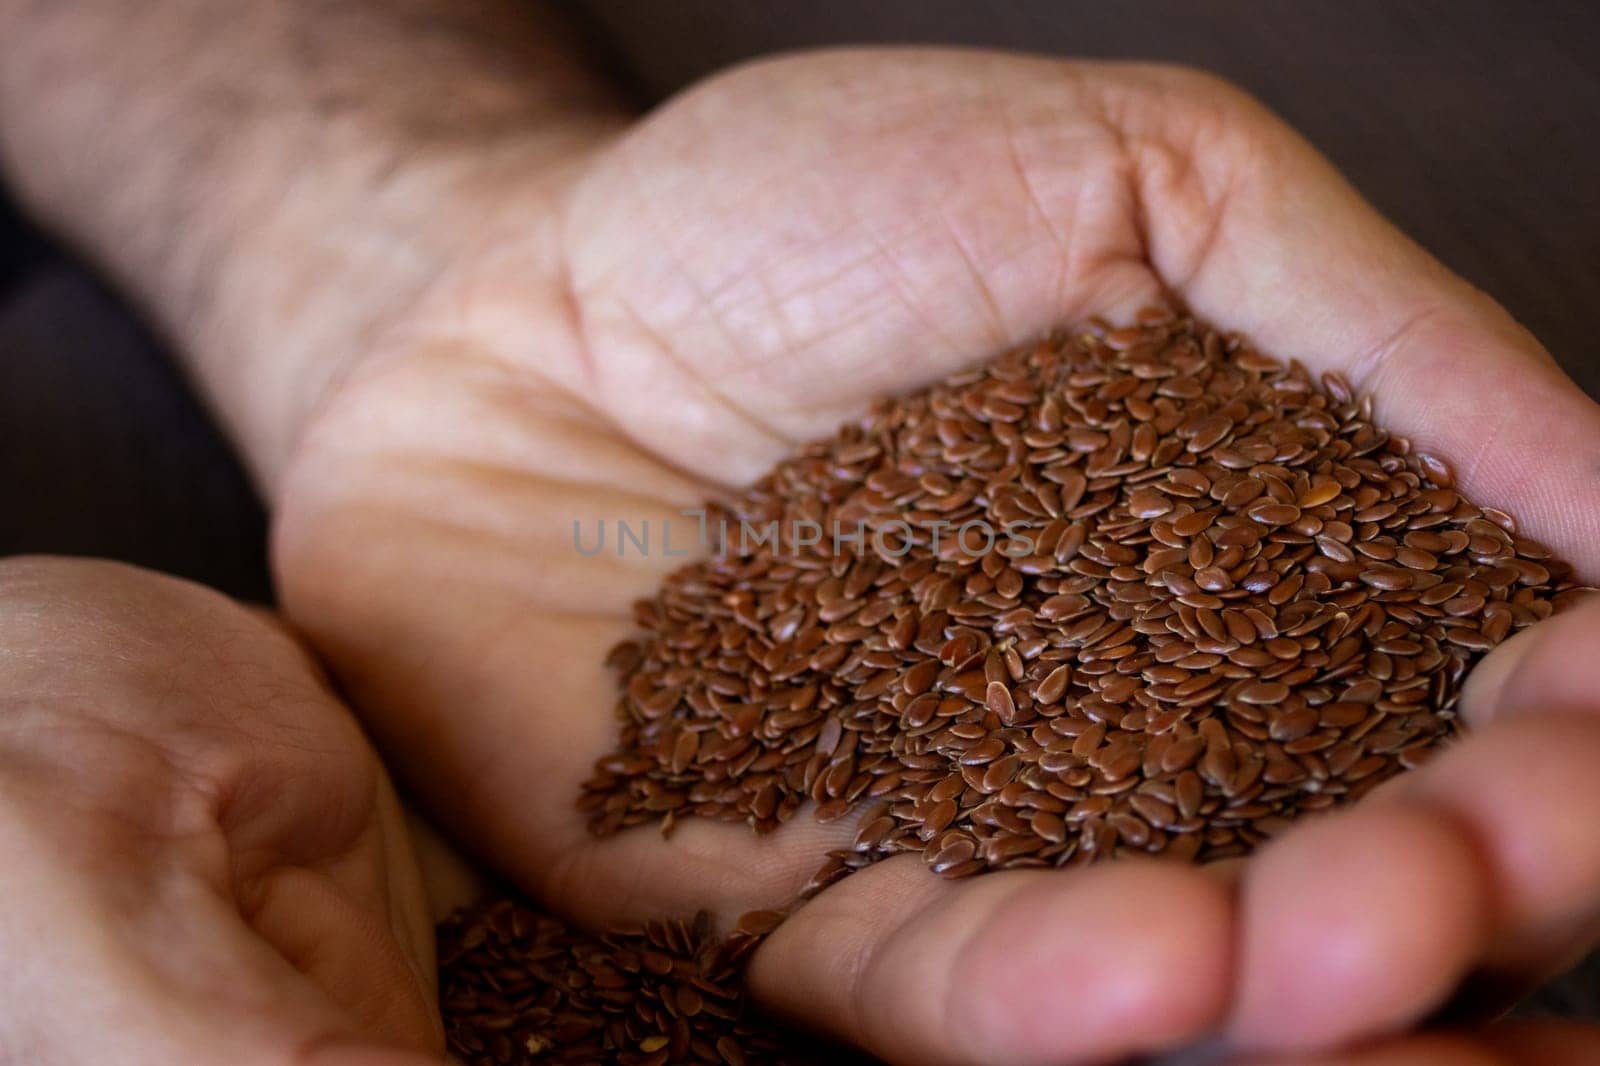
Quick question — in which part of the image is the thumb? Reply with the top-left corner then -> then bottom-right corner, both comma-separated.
1132,65 -> 1600,578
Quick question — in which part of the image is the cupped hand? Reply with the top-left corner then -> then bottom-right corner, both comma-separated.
0,557 -> 441,1065
272,51 -> 1600,1063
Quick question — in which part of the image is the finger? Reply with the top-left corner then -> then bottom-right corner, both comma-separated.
566,49 -> 1600,577
1116,65 -> 1600,575
1433,594 -> 1600,1002
747,854 -> 1232,1066
1398,714 -> 1600,977
1229,710 -> 1600,1054
1245,711 -> 1600,1035
1225,804 -> 1490,1053
1461,592 -> 1600,726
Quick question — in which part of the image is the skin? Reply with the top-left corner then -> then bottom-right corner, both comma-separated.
5,3 -> 1600,1062
0,557 -> 440,1065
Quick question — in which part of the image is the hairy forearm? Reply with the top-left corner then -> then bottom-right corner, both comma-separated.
0,0 -> 624,489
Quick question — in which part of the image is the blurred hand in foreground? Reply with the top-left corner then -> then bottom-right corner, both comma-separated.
271,50 -> 1600,1064
0,557 -> 440,1065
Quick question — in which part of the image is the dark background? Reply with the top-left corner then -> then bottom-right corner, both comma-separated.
1,0 -> 1596,1018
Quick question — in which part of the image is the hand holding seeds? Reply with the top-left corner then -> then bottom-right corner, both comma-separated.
0,558 -> 441,1065
7,3 -> 1600,1061
263,51 -> 1600,1063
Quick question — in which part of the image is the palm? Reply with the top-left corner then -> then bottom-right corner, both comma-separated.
276,52 -> 1189,918
277,50 -> 1600,1061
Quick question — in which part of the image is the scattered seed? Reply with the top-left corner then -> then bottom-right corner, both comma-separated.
438,900 -> 839,1065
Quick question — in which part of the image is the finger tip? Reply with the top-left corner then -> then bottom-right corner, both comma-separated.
1460,593 -> 1600,726
952,862 -> 1233,1062
1229,806 -> 1487,1053
753,857 -> 1235,1066
1413,713 -> 1600,931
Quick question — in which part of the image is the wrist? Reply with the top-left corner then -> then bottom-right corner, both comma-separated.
186,122 -> 615,494
0,0 -> 628,494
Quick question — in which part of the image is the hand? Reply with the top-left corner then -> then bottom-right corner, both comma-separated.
0,557 -> 441,1065
267,51 -> 1600,1063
